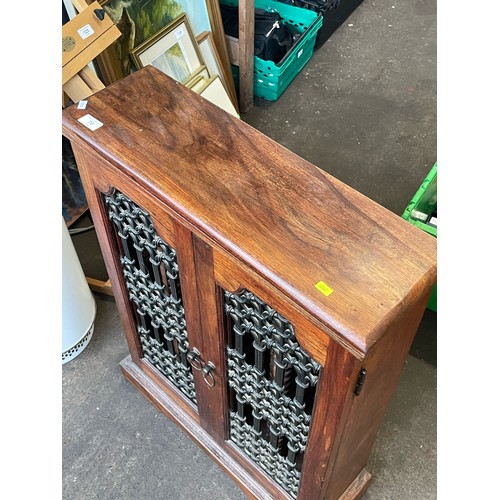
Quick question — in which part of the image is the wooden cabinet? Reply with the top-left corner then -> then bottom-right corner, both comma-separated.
62,66 -> 437,500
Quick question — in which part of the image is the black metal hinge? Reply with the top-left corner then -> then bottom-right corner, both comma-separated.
354,368 -> 367,396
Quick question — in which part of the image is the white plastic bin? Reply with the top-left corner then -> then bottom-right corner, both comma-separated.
62,217 -> 96,364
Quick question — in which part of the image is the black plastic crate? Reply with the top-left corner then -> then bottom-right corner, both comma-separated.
282,0 -> 364,48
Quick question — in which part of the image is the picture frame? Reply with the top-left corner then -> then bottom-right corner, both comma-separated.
99,0 -> 211,78
130,14 -> 203,85
196,31 -> 230,94
187,74 -> 208,93
174,0 -> 212,36
185,65 -> 210,89
199,75 -> 239,118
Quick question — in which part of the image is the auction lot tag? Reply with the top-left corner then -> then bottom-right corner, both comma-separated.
78,114 -> 103,131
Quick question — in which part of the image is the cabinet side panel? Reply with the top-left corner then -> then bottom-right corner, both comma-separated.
322,290 -> 432,499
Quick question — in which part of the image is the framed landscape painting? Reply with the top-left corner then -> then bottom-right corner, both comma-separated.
131,14 -> 203,84
101,0 -> 211,77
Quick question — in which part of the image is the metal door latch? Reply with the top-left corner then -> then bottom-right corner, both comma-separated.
354,368 -> 367,396
187,347 -> 216,388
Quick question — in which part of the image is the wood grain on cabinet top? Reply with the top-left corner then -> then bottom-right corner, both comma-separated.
62,66 -> 437,356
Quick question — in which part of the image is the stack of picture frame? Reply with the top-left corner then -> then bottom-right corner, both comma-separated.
187,73 -> 239,118
130,15 -> 239,118
94,0 -> 239,113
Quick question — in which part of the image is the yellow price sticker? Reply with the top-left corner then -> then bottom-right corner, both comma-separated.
315,281 -> 333,297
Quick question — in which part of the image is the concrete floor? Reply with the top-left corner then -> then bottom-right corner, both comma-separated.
63,0 -> 436,498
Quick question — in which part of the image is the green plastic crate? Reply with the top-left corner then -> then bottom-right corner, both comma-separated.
402,163 -> 437,312
220,0 -> 323,100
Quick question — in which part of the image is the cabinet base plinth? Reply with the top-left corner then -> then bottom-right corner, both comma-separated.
337,468 -> 372,499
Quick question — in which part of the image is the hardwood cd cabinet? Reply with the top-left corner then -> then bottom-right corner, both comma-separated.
62,66 -> 437,499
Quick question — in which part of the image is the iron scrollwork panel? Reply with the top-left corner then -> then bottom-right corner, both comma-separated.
224,289 -> 322,498
104,190 -> 197,406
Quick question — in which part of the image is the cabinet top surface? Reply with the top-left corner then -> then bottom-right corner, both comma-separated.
62,66 -> 436,355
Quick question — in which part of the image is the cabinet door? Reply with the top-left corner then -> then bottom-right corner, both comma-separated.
203,248 -> 349,500
222,286 -> 322,499
103,190 -> 199,407
72,144 -> 202,419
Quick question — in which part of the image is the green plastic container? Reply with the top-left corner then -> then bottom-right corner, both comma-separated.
402,163 -> 437,312
220,0 -> 323,100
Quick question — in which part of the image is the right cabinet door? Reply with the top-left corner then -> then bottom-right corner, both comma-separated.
222,286 -> 322,499
209,248 -> 360,500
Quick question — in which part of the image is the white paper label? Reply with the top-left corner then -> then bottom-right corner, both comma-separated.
78,114 -> 103,131
77,100 -> 88,109
297,49 -> 304,59
78,24 -> 94,40
175,27 -> 184,39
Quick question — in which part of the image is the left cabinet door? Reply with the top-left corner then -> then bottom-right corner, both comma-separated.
72,142 -> 203,421
103,190 -> 200,407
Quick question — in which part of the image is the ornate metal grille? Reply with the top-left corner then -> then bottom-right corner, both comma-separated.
104,191 -> 197,406
224,289 -> 321,498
